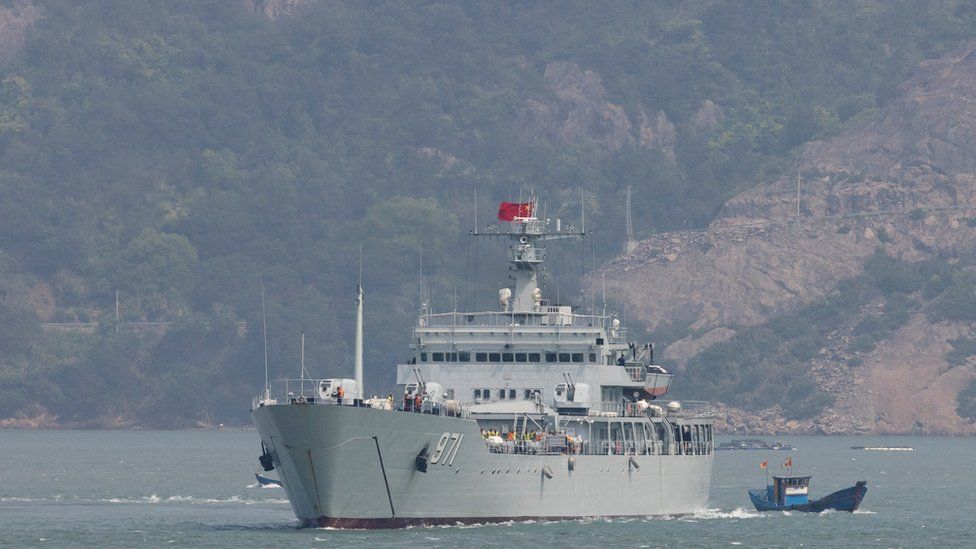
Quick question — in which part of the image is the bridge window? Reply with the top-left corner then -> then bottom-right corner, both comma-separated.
489,353 -> 501,362
508,389 -> 516,399
420,353 -> 428,362
459,352 -> 471,362
524,389 -> 541,399
545,352 -> 557,362
483,389 -> 491,399
515,352 -> 527,362
571,353 -> 584,362
589,353 -> 597,363
476,353 -> 487,362
502,352 -> 514,362
432,352 -> 444,362
499,390 -> 506,400
558,353 -> 571,362
474,389 -> 481,399
529,353 -> 541,362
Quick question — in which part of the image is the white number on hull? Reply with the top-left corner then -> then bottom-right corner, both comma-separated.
429,432 -> 463,466
445,434 -> 463,466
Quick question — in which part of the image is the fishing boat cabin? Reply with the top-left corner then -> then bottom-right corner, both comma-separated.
766,476 -> 811,507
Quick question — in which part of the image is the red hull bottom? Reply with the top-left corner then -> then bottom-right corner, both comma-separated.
312,514 -> 630,529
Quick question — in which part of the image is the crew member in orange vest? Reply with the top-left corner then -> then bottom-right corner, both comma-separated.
336,385 -> 344,405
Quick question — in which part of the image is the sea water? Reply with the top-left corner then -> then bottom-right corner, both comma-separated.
0,431 -> 973,547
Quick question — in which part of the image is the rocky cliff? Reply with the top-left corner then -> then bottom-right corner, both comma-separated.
605,41 -> 976,435
0,1 -> 38,65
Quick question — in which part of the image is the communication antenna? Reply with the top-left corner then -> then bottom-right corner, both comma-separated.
299,330 -> 312,394
590,231 -> 597,313
260,276 -> 270,400
418,236 -> 424,311
602,272 -> 607,317
625,185 -> 637,254
580,187 -> 586,235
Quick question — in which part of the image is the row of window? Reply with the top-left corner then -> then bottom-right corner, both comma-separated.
421,351 -> 598,364
473,388 -> 542,401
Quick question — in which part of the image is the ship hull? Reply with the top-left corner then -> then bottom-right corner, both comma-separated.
252,404 -> 712,528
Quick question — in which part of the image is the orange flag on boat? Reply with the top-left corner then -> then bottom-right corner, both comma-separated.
759,459 -> 768,469
784,457 -> 793,468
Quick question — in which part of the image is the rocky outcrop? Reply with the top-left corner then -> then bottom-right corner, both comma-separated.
0,404 -> 58,429
518,60 -> 676,158
0,1 -> 39,65
604,41 -> 976,435
242,0 -> 316,20
867,316 -> 976,435
718,42 -> 976,226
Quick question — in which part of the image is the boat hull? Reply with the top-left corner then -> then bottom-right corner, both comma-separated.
252,404 -> 712,527
254,473 -> 281,487
748,482 -> 867,513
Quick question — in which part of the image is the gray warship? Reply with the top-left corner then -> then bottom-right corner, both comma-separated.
251,199 -> 714,528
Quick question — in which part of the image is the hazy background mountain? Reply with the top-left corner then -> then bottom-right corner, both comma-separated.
2,0 -> 976,429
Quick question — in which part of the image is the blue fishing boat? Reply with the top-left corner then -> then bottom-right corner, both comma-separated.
749,475 -> 867,513
254,473 -> 282,487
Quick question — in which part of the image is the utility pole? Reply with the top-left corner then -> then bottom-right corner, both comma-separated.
794,172 -> 802,238
796,172 -> 801,221
624,185 -> 637,254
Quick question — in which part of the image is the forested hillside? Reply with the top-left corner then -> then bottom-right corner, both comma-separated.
2,0 -> 976,427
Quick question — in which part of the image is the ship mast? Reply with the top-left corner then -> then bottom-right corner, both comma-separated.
354,243 -> 365,394
474,196 -> 584,313
509,211 -> 545,313
354,283 -> 364,394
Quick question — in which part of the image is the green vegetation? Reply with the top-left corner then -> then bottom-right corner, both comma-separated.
3,1 -> 976,426
957,379 -> 976,422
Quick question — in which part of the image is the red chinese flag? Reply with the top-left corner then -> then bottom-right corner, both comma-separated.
760,459 -> 768,470
497,201 -> 535,221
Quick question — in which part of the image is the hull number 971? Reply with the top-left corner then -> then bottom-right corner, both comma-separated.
430,432 -> 463,466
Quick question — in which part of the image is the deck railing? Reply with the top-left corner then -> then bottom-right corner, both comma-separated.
251,378 -> 358,410
484,437 -> 671,456
419,309 -> 625,333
